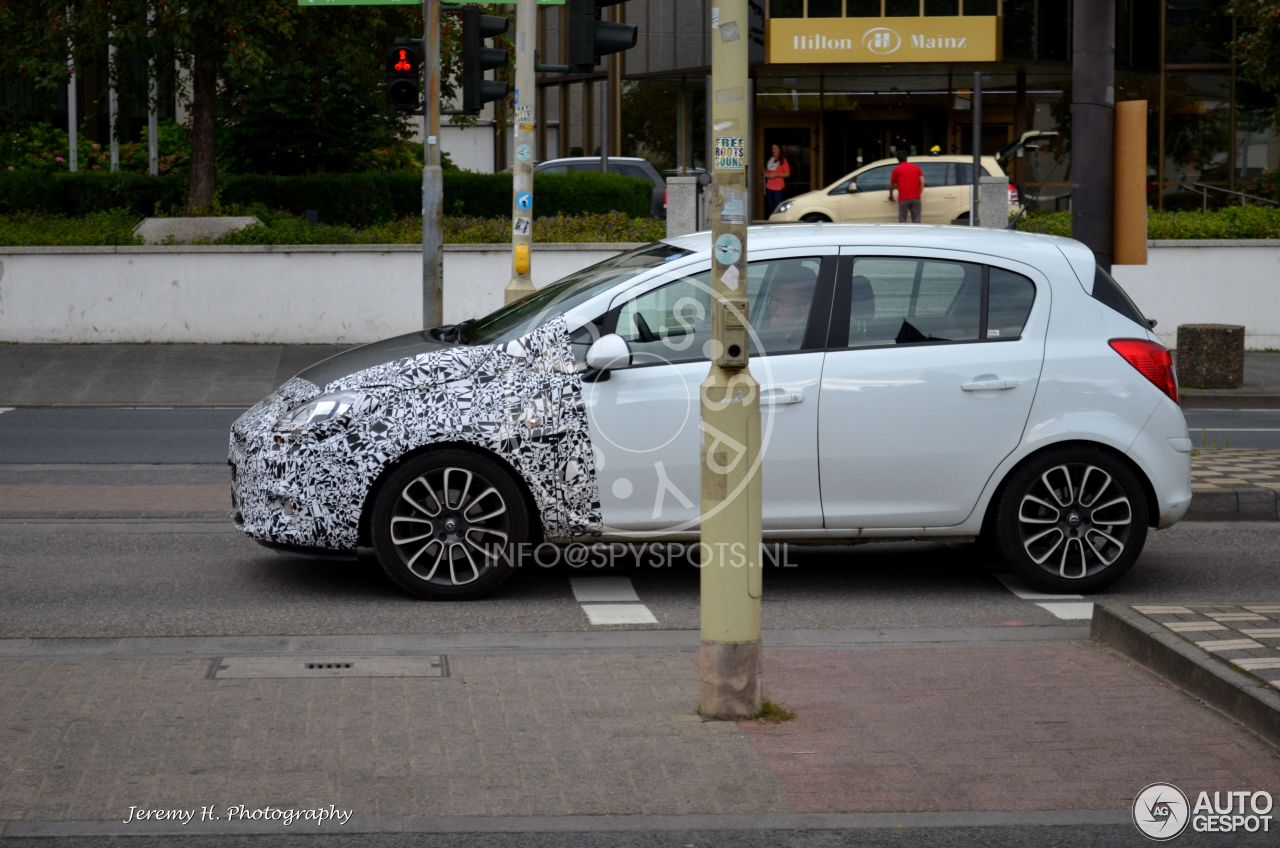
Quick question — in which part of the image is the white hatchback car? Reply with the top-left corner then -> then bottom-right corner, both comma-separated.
230,225 -> 1191,599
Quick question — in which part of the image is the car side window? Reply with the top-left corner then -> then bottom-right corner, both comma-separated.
538,165 -> 569,175
987,268 -> 1036,339
918,162 -> 948,187
849,257 -> 982,346
614,257 -> 823,365
854,165 -> 893,192
953,163 -> 996,185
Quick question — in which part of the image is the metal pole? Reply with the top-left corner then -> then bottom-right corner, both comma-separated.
1072,0 -> 1116,270
422,0 -> 444,330
971,72 -> 981,227
148,2 -> 159,177
66,5 -> 78,173
108,22 -> 119,172
700,0 -> 762,721
506,0 -> 537,304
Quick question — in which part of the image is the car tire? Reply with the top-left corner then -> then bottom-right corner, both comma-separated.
994,446 -> 1148,594
371,449 -> 530,600
800,213 -> 831,223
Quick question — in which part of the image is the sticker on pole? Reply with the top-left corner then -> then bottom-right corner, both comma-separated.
516,144 -> 532,162
714,136 -> 745,170
516,192 -> 533,210
714,233 -> 742,267
513,217 -> 531,235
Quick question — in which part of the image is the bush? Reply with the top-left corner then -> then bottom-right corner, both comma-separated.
1017,206 -> 1280,239
0,211 -> 142,246
216,211 -> 665,245
0,168 -> 654,224
0,171 -> 186,217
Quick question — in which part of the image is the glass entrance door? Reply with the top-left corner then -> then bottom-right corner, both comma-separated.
757,118 -> 819,220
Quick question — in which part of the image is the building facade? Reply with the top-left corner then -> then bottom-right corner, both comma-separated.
527,0 -> 1276,217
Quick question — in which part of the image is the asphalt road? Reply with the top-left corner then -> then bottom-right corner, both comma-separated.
1,520 -> 1276,639
1,407 -> 1279,464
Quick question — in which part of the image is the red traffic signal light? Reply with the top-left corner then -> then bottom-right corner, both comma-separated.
386,42 -> 422,112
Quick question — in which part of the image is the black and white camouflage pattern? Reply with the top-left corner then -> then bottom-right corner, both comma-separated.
229,318 -> 602,550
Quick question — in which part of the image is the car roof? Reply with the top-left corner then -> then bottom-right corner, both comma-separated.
662,223 -> 1092,273
537,156 -> 651,165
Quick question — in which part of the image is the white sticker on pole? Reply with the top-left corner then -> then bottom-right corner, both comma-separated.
720,263 -> 740,292
714,136 -> 745,170
714,233 -> 742,268
721,192 -> 746,224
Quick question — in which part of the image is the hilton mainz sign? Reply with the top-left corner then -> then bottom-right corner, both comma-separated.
768,16 -> 1000,63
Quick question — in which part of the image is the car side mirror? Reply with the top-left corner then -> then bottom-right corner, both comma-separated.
583,333 -> 631,382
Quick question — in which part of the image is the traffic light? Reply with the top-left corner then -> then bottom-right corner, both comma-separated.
386,41 -> 422,112
461,8 -> 510,115
567,0 -> 637,73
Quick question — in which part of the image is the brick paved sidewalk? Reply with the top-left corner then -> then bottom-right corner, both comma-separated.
1131,604 -> 1280,690
1,635 -> 1277,831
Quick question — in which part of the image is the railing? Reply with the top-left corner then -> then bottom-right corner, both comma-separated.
1181,182 -> 1280,210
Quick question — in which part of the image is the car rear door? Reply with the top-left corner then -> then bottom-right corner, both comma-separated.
817,247 -> 1049,528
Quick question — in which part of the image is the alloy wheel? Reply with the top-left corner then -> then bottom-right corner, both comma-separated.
1015,462 -> 1135,581
388,466 -> 511,587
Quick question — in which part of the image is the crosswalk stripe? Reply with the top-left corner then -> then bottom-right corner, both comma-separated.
570,576 -> 657,626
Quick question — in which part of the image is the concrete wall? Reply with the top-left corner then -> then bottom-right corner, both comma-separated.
1,240 -> 1277,347
0,244 -> 626,344
1112,241 -> 1280,351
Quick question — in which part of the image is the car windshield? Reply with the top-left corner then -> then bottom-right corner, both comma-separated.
462,242 -> 693,346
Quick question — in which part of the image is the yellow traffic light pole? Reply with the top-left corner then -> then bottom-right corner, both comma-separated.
699,0 -> 762,720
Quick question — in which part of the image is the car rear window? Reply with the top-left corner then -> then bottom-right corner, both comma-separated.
1091,266 -> 1149,327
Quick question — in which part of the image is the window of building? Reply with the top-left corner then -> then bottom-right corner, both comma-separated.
886,0 -> 919,15
808,0 -> 843,17
847,0 -> 882,14
925,0 -> 960,13
963,0 -> 998,14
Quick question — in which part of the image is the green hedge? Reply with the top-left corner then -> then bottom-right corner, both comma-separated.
0,171 -> 186,217
1017,206 -> 1280,239
0,211 -> 665,246
0,169 -> 652,225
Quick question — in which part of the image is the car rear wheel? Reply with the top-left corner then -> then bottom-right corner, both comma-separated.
994,447 -> 1148,593
371,449 -> 529,600
800,213 -> 831,223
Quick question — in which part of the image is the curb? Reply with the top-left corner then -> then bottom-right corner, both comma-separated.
1091,604 -> 1280,748
1184,490 -> 1280,521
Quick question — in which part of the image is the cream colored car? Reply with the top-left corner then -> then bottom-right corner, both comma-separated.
769,155 -> 1015,225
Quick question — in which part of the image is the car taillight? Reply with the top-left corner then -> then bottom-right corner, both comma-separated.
1008,184 -> 1019,205
1109,338 -> 1179,404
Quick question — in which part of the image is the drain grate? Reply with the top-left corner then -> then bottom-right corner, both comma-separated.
211,656 -> 448,679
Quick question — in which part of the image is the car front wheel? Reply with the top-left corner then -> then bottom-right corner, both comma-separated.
994,447 -> 1148,593
371,449 -> 529,600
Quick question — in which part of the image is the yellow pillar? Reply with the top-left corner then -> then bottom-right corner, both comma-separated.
699,0 -> 762,720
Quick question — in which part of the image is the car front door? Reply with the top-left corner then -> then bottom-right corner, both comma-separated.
818,248 -> 1047,528
582,249 -> 836,534
916,161 -> 953,224
838,165 -> 894,222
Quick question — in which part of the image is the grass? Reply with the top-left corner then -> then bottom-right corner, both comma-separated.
695,699 -> 797,723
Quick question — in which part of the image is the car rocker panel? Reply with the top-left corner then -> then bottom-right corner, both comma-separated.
229,318 -> 603,551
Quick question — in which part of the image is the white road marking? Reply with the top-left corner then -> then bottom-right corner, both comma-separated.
1193,428 -> 1280,432
571,576 -> 657,626
994,574 -> 1092,620
581,604 -> 659,626
1239,629 -> 1280,639
0,408 -> 13,415
1034,602 -> 1095,621
1233,658 -> 1280,670
1133,605 -> 1194,615
995,574 -> 1084,601
570,576 -> 640,603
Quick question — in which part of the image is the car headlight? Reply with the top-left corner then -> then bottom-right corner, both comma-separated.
278,390 -> 367,430
773,200 -> 793,216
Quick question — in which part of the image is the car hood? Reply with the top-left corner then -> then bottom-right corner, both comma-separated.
295,331 -> 455,388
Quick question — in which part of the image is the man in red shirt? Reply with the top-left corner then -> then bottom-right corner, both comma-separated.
887,150 -> 925,223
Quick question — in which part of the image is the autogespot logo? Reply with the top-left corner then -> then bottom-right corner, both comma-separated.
1133,783 -> 1190,841
862,27 -> 901,56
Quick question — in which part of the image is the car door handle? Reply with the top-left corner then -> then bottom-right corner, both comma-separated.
961,379 -> 1017,392
760,389 -> 805,405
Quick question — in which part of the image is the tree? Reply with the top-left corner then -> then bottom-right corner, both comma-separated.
1231,0 -> 1280,129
